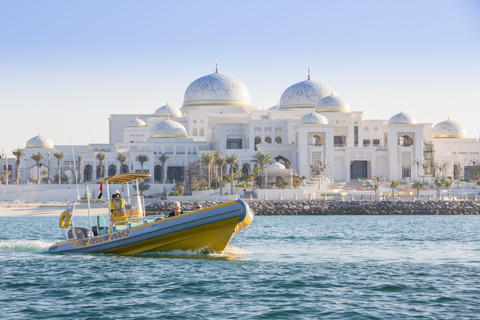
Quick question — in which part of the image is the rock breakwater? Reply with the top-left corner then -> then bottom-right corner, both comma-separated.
146,200 -> 480,215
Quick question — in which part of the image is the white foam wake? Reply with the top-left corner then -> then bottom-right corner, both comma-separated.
0,240 -> 53,253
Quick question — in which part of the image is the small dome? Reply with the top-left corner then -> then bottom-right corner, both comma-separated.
126,117 -> 146,127
26,134 -> 54,148
268,160 -> 286,170
432,117 -> 467,138
150,119 -> 187,138
279,72 -> 335,109
389,111 -> 417,124
315,94 -> 350,113
183,66 -> 251,108
300,111 -> 328,125
154,103 -> 182,117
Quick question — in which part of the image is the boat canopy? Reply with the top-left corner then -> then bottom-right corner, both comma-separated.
84,173 -> 152,186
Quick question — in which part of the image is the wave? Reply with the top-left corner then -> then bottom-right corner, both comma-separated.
0,240 -> 53,253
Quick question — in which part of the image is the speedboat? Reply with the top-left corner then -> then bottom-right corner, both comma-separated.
48,173 -> 254,254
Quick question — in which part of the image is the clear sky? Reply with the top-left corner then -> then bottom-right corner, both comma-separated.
1,0 -> 479,155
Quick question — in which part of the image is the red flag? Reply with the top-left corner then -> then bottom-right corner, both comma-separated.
98,182 -> 103,199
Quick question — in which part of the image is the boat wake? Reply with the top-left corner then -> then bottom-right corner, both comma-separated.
134,245 -> 251,260
0,240 -> 53,253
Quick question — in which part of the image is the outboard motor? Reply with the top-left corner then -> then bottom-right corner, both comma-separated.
68,227 -> 94,240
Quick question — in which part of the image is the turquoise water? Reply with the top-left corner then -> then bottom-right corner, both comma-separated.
1,215 -> 480,319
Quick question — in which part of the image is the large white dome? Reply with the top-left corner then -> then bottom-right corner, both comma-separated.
300,111 -> 328,125
150,119 -> 187,138
154,103 -> 182,117
26,134 -> 54,148
389,111 -> 417,125
183,67 -> 251,108
432,117 -> 467,138
279,73 -> 335,109
315,94 -> 350,113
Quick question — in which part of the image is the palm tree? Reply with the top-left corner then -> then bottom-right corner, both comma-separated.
54,152 -> 64,184
136,154 -> 149,173
212,150 -> 222,178
12,148 -> 25,184
201,152 -> 214,189
443,179 -> 453,198
412,181 -> 423,197
117,153 -> 128,174
31,152 -> 44,184
158,153 -> 169,183
95,152 -> 107,178
77,156 -> 82,183
390,180 -> 399,197
225,154 -> 239,194
215,155 -> 227,195
173,181 -> 185,196
434,178 -> 444,198
252,151 -> 272,188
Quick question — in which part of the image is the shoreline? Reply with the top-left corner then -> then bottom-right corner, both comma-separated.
1,199 -> 480,217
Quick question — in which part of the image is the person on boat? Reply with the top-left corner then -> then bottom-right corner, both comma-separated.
110,190 -> 128,213
195,203 -> 202,210
167,201 -> 183,217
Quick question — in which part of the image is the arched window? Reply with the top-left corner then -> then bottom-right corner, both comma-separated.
254,136 -> 261,151
265,136 -> 272,144
121,164 -> 129,174
275,136 -> 282,144
84,165 -> 92,181
108,164 -> 117,177
400,135 -> 414,146
313,135 -> 324,146
242,163 -> 250,176
193,128 -> 197,136
154,165 -> 162,182
200,128 -> 205,136
96,165 -> 105,179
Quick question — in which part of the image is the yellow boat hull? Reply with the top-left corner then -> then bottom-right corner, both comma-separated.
48,200 -> 254,255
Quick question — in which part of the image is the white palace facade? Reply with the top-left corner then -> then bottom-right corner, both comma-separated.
9,66 -> 480,191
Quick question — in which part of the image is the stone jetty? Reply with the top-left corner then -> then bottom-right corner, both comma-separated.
146,200 -> 480,216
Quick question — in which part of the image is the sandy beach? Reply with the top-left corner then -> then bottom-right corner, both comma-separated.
0,202 -> 106,217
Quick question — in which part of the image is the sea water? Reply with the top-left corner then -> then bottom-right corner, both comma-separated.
1,215 -> 479,319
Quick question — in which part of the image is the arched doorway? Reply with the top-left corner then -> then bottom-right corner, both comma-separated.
96,165 -> 105,179
121,164 -> 129,174
108,164 -> 117,177
274,155 -> 291,169
84,165 -> 92,181
242,163 -> 251,176
154,165 -> 162,182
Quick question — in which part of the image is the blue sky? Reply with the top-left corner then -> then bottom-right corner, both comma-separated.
0,0 -> 479,154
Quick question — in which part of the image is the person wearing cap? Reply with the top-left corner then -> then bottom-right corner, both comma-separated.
110,190 -> 128,213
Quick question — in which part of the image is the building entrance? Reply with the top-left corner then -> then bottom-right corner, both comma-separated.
167,166 -> 184,183
350,161 -> 368,180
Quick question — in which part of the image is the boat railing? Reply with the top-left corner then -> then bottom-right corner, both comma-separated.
67,199 -> 108,240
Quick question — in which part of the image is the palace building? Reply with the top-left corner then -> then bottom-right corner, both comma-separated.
12,65 -> 480,191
